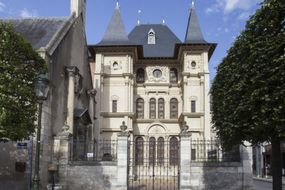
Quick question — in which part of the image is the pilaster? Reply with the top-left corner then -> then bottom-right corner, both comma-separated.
180,124 -> 191,190
116,132 -> 129,190
241,142 -> 253,189
65,66 -> 79,135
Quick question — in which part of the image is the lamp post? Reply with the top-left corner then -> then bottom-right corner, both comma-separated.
32,73 -> 50,190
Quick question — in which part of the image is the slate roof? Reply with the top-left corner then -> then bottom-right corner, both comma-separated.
97,5 -> 134,46
128,24 -> 181,58
185,7 -> 207,44
2,17 -> 68,49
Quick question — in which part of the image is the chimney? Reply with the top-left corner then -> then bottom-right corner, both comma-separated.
71,0 -> 86,24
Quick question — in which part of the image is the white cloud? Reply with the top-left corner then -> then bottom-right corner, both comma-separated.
238,12 -> 251,20
20,8 -> 38,18
0,1 -> 6,12
206,0 -> 262,14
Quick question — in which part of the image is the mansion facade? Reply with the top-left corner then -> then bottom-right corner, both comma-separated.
89,2 -> 216,143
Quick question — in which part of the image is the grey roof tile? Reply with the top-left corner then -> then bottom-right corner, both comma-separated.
128,24 -> 181,57
98,6 -> 134,46
2,17 -> 68,49
185,7 -> 208,44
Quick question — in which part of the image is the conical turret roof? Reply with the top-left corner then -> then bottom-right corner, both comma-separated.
98,3 -> 133,45
185,4 -> 207,44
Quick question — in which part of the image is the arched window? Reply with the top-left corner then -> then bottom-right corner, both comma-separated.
149,98 -> 156,119
136,98 -> 144,119
170,98 -> 178,118
149,137 -> 156,165
157,137 -> 164,165
170,68 -> 178,83
135,137 -> 144,165
158,98 -> 165,119
169,136 -> 179,165
136,68 -> 145,83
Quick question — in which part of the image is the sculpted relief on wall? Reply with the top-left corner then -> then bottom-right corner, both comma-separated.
146,66 -> 169,83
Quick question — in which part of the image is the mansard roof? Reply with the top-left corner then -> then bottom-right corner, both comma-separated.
128,24 -> 181,58
3,17 -> 68,49
184,6 -> 208,44
97,4 -> 133,46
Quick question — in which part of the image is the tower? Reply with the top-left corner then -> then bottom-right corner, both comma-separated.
70,0 -> 86,24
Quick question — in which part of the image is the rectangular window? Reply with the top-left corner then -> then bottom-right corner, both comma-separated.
112,100 -> 117,113
191,149 -> 196,160
191,100 -> 196,113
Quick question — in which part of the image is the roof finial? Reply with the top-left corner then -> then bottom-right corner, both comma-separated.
116,0 -> 120,9
137,10 -> 142,25
162,19 -> 165,25
192,0 -> 195,8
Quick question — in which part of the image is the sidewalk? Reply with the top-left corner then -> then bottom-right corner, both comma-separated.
253,176 -> 285,185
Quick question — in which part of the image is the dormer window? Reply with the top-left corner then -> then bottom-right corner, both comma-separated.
148,29 -> 156,44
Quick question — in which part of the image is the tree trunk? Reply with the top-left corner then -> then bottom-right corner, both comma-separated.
271,138 -> 282,190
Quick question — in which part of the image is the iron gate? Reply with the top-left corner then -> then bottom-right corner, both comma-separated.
128,137 -> 180,190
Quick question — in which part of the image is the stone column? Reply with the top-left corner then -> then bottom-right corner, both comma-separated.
65,66 -> 79,134
241,142 -> 253,189
116,122 -> 129,190
52,123 -> 72,190
180,123 -> 191,190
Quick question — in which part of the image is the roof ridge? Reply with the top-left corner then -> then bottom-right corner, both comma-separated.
2,16 -> 69,21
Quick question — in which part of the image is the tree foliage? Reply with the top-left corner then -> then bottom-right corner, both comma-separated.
211,0 -> 285,148
0,22 -> 46,141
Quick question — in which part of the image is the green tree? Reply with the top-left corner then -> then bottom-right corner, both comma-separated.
0,22 -> 46,141
211,0 -> 285,189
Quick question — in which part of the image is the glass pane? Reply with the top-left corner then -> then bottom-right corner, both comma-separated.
170,137 -> 179,165
135,137 -> 144,165
157,137 -> 164,165
149,137 -> 156,165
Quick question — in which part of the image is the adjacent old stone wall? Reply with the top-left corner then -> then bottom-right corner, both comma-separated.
0,141 -> 31,190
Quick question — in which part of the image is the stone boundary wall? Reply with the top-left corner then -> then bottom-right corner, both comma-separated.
190,162 -> 250,190
65,162 -> 118,190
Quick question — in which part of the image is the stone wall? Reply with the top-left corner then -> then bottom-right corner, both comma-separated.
190,162 -> 245,190
0,141 -> 31,190
65,162 -> 117,190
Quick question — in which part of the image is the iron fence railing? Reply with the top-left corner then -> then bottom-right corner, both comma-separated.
69,139 -> 117,162
191,140 -> 240,162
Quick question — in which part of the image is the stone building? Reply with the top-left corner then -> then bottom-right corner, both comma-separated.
0,0 -> 95,189
89,2 -> 216,142
0,1 -> 254,189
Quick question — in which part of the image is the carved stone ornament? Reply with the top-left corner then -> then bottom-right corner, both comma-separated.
146,66 -> 168,83
180,122 -> 191,136
58,122 -> 72,137
119,121 -> 129,136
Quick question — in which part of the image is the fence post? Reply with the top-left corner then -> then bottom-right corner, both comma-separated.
241,142 -> 253,189
179,128 -> 191,190
116,122 -> 129,190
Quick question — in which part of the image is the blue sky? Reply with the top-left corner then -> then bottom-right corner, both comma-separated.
0,0 -> 262,80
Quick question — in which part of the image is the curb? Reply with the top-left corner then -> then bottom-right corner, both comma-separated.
253,177 -> 285,185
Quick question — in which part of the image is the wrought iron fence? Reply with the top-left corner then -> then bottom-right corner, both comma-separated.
69,139 -> 117,162
191,140 -> 241,162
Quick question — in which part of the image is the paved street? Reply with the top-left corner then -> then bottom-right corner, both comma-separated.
253,178 -> 285,190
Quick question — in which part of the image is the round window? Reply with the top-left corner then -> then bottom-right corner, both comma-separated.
191,61 -> 196,68
153,69 -> 162,78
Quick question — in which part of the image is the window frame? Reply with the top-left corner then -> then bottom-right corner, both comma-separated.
149,98 -> 156,119
158,98 -> 165,119
170,98 -> 178,119
136,98 -> 144,119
